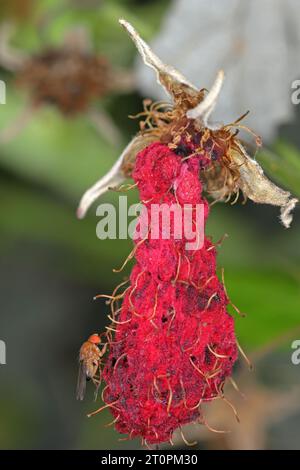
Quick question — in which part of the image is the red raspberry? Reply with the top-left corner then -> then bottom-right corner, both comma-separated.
102,142 -> 238,444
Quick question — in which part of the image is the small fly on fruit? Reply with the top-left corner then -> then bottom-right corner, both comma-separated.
76,333 -> 107,401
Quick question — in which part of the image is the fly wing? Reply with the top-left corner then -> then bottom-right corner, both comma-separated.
76,360 -> 87,401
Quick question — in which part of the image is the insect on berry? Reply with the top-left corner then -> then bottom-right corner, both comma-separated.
77,19 -> 297,446
76,333 -> 107,401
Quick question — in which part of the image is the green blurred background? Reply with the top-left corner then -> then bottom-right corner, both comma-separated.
0,0 -> 299,450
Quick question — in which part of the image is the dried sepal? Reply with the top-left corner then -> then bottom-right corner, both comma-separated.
186,70 -> 225,128
77,133 -> 155,218
119,19 -> 199,102
232,143 -> 298,228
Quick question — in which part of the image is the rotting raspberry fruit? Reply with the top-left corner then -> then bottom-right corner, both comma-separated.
100,142 -> 238,444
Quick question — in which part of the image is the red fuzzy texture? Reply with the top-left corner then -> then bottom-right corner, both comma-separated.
103,142 -> 238,444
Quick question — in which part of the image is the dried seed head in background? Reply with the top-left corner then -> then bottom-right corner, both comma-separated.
78,19 -> 297,227
0,24 -> 134,144
17,43 -> 111,115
